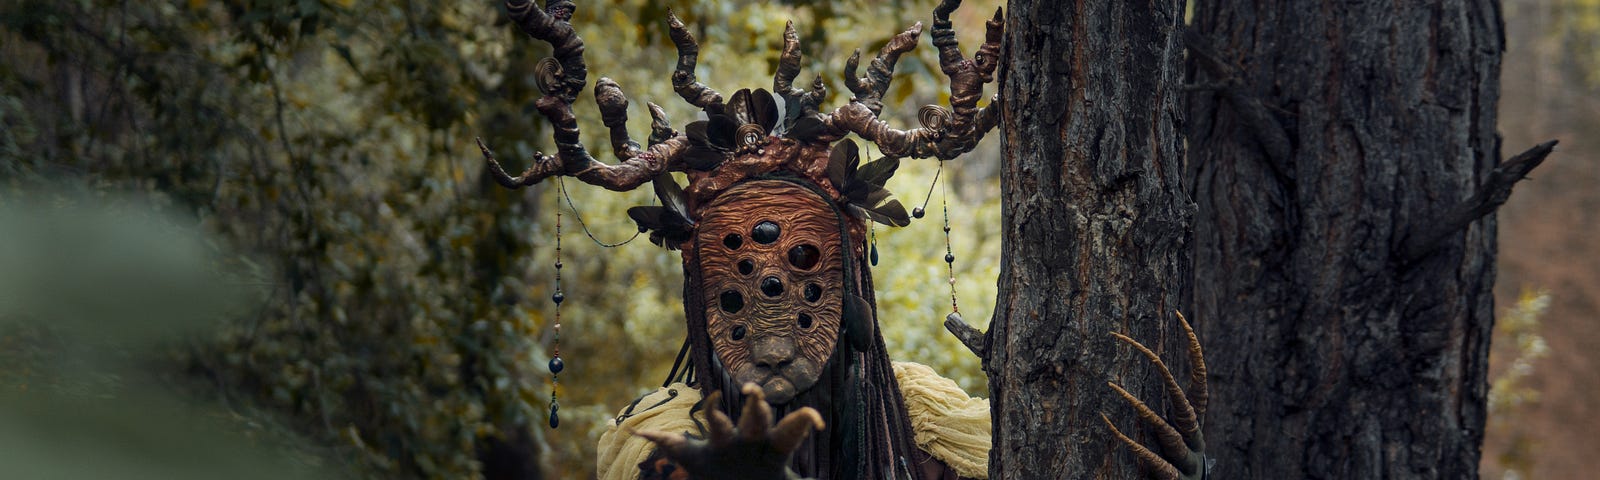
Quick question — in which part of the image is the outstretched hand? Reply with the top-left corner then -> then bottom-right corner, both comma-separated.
1104,312 -> 1212,480
633,383 -> 826,480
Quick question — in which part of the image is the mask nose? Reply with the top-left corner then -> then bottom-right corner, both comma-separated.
751,336 -> 796,371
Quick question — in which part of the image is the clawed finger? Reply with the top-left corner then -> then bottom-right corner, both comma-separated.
1110,331 -> 1201,448
703,390 -> 737,445
1108,381 -> 1197,474
736,383 -> 774,442
632,428 -> 694,458
1102,414 -> 1182,480
769,407 -> 825,453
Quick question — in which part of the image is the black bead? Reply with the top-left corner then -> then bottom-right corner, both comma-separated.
752,221 -> 781,244
945,253 -> 955,264
549,357 -> 565,374
738,259 -> 755,275
943,225 -> 951,233
554,261 -> 563,269
552,291 -> 565,304
804,283 -> 822,302
870,243 -> 879,266
912,207 -> 926,218
549,409 -> 560,428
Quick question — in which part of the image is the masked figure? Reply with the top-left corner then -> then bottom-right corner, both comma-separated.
481,1 -> 1209,479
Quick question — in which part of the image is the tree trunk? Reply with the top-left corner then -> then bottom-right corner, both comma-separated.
987,0 -> 1191,478
1185,1 -> 1506,478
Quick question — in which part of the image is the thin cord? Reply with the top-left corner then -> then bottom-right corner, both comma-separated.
940,161 -> 958,314
917,161 -> 943,213
557,176 -> 641,248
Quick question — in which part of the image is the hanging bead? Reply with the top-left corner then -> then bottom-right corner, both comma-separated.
549,404 -> 561,428
912,207 -> 926,219
870,243 -> 879,266
552,291 -> 565,304
549,356 -> 565,374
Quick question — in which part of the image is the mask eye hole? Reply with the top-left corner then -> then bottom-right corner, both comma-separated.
738,259 -> 755,276
761,276 -> 784,297
720,290 -> 744,314
731,325 -> 747,341
723,233 -> 743,250
787,244 -> 820,270
797,313 -> 814,329
752,221 -> 781,244
804,283 -> 821,303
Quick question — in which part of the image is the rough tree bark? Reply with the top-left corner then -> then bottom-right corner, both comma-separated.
984,0 -> 1193,478
1185,1 -> 1552,478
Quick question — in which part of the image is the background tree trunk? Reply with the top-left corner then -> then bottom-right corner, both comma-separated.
1185,1 -> 1507,478
987,0 -> 1192,477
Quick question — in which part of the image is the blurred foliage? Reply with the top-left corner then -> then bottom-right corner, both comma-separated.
1486,289 -> 1553,480
0,189 -> 339,480
1509,0 -> 1600,86
0,0 -> 1001,478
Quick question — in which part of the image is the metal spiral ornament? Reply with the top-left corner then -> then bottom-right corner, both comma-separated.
918,105 -> 952,131
735,123 -> 766,153
534,57 -> 564,96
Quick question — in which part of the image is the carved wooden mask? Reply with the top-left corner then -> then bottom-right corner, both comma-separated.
694,180 -> 845,405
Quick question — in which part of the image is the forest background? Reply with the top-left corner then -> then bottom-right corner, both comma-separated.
0,0 -> 1593,479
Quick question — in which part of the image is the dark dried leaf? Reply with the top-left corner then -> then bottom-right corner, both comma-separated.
788,114 -> 826,141
653,173 -> 691,220
750,88 -> 779,134
854,156 -> 900,188
707,114 -> 738,152
827,140 -> 860,191
726,89 -> 752,128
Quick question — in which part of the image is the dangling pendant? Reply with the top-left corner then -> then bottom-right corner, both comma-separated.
549,205 -> 565,429
869,224 -> 879,266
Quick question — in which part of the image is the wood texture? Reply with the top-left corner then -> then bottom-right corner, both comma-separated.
1184,0 -> 1506,478
990,0 -> 1191,478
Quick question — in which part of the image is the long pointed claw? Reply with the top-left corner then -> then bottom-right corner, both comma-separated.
703,390 -> 736,445
1110,332 -> 1201,447
1108,382 -> 1197,475
1176,311 -> 1209,416
736,383 -> 773,442
769,407 -> 825,453
1102,414 -> 1182,480
632,428 -> 693,458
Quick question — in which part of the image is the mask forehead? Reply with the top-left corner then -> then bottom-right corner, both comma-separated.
695,180 -> 844,404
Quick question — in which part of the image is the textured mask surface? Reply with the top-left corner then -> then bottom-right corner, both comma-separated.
695,180 -> 843,404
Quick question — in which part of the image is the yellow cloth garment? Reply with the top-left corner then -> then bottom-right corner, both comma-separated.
597,365 -> 991,479
596,382 -> 705,480
892,361 -> 991,479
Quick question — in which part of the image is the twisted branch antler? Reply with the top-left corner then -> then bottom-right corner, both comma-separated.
476,0 -> 692,192
824,0 -> 1004,160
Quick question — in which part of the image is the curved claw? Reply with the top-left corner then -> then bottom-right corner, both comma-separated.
1104,312 -> 1211,480
1110,331 -> 1201,447
736,383 -> 774,442
1102,414 -> 1183,480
